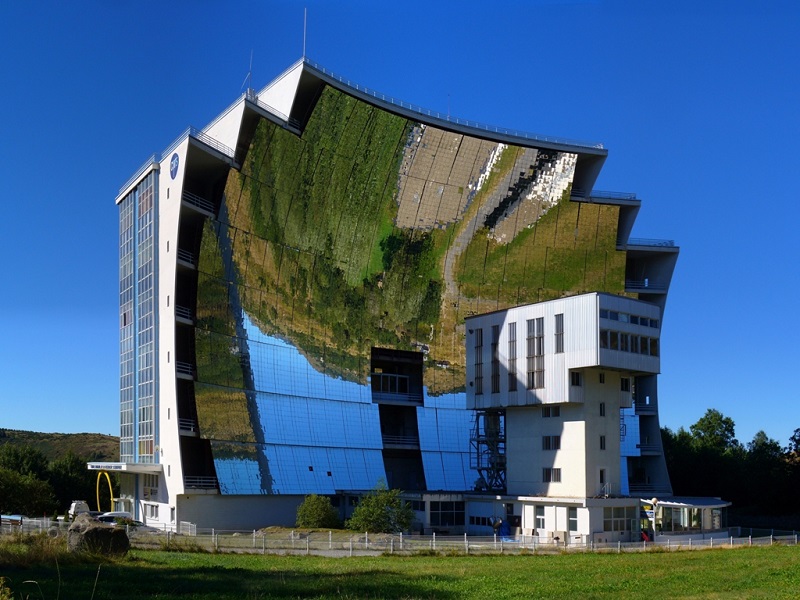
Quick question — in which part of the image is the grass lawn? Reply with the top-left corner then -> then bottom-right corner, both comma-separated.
2,546 -> 799,599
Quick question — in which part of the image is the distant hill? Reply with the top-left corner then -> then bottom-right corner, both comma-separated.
0,429 -> 119,462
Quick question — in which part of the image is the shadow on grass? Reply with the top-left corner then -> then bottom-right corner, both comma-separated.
2,560 -> 460,599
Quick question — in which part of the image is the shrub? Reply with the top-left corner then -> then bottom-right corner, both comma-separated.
345,484 -> 413,533
295,495 -> 341,529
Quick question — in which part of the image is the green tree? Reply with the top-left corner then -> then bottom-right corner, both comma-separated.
0,444 -> 49,480
295,494 -> 342,529
48,451 -> 96,512
690,409 -> 741,454
0,466 -> 56,515
345,482 -> 413,533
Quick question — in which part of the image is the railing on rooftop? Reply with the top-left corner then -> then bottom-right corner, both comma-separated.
586,190 -> 638,200
120,129 -> 235,195
176,361 -> 195,378
626,238 -> 676,248
175,305 -> 193,322
304,58 -> 605,151
245,90 -> 302,129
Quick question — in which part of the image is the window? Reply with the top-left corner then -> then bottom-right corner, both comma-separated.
600,402 -> 606,417
491,325 -> 500,394
430,501 -> 465,527
508,322 -> 517,391
543,468 -> 562,483
649,338 -> 659,357
600,435 -> 606,450
535,506 -> 545,531
604,506 -> 637,532
542,435 -> 561,450
599,469 -> 606,485
410,500 -> 425,512
170,507 -> 175,523
554,313 -> 564,354
527,318 -> 544,389
474,328 -> 483,395
568,507 -> 578,532
542,405 -> 561,418
620,378 -> 631,392
570,371 -> 582,387
145,504 -> 158,519
599,373 -> 605,384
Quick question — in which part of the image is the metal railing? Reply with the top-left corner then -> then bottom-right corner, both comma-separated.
176,249 -> 195,266
119,155 -> 158,197
182,191 -> 215,214
245,90 -> 302,129
381,435 -> 420,448
183,476 -> 218,489
626,238 -> 676,248
175,362 -> 195,378
625,280 -> 668,292
304,58 -> 605,151
178,418 -> 198,433
175,305 -> 193,321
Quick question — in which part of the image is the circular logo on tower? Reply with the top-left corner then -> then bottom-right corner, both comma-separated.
170,153 -> 179,180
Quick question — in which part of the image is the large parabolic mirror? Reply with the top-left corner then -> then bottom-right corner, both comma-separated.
192,85 -> 625,494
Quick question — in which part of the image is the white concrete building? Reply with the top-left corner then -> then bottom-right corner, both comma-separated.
465,293 -> 668,542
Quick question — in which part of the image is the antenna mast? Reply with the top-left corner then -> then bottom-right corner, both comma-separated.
303,8 -> 307,58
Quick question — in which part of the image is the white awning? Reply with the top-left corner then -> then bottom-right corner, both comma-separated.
87,462 -> 163,474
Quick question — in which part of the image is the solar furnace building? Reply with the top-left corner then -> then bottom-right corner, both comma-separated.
108,58 -> 678,530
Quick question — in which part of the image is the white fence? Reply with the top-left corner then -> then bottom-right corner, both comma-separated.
2,518 -> 797,557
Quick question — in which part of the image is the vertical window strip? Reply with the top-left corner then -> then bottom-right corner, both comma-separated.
555,313 -> 564,354
474,328 -> 483,395
491,325 -> 500,393
508,322 -> 517,392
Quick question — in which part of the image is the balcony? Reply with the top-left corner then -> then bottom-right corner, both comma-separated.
175,305 -> 194,325
176,249 -> 196,269
181,191 -> 215,217
371,372 -> 423,405
625,279 -> 668,293
636,443 -> 662,455
179,418 -> 199,436
176,361 -> 196,380
382,434 -> 420,450
183,476 -> 218,491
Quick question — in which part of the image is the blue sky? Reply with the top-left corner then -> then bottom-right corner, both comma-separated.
1,0 -> 798,447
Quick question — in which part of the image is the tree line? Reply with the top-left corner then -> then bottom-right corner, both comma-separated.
0,445 -> 107,516
662,408 -> 800,525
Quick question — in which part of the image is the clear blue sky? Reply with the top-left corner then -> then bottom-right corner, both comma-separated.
1,1 -> 798,447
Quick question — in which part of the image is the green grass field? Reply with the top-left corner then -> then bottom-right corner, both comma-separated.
2,544 -> 799,599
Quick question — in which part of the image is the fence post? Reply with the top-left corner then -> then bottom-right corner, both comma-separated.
253,530 -> 256,548
433,532 -> 436,551
391,537 -> 394,554
494,533 -> 497,551
617,541 -> 621,554
306,537 -> 310,555
329,530 -> 332,550
749,536 -> 752,547
730,536 -> 733,547
667,539 -> 670,551
349,538 -> 353,557
214,533 -> 219,551
710,537 -> 714,549
464,533 -> 468,554
771,534 -> 774,546
365,532 -> 368,550
400,532 -> 403,551
262,534 -> 265,554
689,538 -> 692,549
